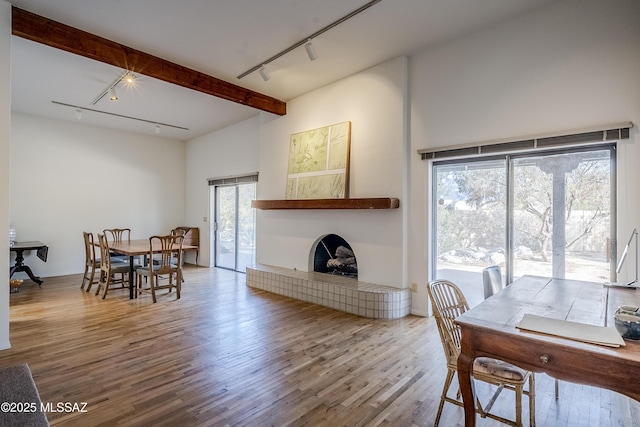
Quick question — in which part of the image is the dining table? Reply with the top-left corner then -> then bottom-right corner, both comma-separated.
455,275 -> 640,426
108,239 -> 198,299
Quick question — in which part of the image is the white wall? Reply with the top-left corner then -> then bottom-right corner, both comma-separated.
183,0 -> 640,316
184,116 -> 261,266
0,1 -> 11,349
10,113 -> 186,278
408,0 -> 640,315
256,57 -> 406,287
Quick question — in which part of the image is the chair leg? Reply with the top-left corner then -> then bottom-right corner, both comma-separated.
483,384 -> 505,415
515,384 -> 523,427
176,271 -> 181,299
150,275 -> 157,303
554,378 -> 559,400
86,265 -> 98,293
434,368 -> 455,427
529,374 -> 536,427
94,272 -> 104,296
101,274 -> 113,299
81,264 -> 89,290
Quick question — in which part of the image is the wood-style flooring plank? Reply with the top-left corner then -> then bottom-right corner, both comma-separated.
1,266 -> 639,426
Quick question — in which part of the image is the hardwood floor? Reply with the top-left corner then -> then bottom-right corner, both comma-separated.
1,266 -> 639,426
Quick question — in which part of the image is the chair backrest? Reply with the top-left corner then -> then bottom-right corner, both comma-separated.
104,228 -> 131,243
148,234 -> 184,275
97,233 -> 116,271
427,280 -> 470,363
482,265 -> 503,299
83,231 -> 98,266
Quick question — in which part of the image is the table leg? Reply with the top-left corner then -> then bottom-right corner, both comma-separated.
458,349 -> 477,426
129,256 -> 135,299
9,249 -> 43,285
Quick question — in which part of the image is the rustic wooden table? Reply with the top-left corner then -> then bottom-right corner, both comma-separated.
456,275 -> 640,426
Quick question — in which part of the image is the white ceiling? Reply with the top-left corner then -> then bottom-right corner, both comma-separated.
9,0 -> 557,141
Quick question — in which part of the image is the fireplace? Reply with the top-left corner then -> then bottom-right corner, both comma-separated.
311,234 -> 358,279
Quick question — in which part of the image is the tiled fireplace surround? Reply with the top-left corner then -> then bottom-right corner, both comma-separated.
246,264 -> 411,319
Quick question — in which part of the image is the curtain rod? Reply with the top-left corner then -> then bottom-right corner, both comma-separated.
418,121 -> 633,159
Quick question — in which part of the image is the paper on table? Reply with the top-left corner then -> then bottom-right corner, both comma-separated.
516,313 -> 626,348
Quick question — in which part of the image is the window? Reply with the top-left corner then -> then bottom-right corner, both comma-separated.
431,145 -> 615,306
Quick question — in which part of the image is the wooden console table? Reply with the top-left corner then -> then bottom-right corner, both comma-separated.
9,241 -> 48,285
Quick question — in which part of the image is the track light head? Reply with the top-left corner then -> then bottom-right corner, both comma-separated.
124,72 -> 136,85
109,87 -> 118,101
75,109 -> 82,120
155,124 -> 161,134
305,40 -> 318,61
259,65 -> 270,82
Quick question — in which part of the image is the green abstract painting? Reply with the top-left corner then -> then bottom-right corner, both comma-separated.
286,121 -> 351,199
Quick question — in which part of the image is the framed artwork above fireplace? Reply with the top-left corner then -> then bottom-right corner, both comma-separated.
285,121 -> 351,200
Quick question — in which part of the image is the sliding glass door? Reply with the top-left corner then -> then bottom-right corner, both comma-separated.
511,149 -> 612,280
432,145 -> 614,306
214,183 -> 256,272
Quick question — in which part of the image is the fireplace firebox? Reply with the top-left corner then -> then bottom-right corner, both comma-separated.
312,234 -> 357,279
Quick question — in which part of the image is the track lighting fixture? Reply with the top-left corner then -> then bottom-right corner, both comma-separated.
52,101 -> 189,133
258,65 -> 270,82
237,0 -> 381,80
92,70 -> 136,105
305,40 -> 318,61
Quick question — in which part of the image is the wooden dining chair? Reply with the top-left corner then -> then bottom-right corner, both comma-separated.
158,228 -> 187,282
136,234 -> 184,303
173,226 -> 199,264
427,279 -> 535,427
482,265 -> 503,300
81,231 -> 100,292
103,228 -> 131,243
152,228 -> 186,266
103,228 -> 130,262
94,233 -> 130,299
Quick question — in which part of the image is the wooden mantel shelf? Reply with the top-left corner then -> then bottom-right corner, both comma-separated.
251,198 -> 400,210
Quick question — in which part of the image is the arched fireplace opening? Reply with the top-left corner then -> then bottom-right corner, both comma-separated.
311,234 -> 358,279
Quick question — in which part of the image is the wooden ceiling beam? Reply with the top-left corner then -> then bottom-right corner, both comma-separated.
11,6 -> 286,116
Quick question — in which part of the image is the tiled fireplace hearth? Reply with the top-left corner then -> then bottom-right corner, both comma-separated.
246,264 -> 411,319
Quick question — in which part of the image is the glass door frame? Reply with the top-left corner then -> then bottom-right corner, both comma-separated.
430,143 -> 617,286
212,182 -> 256,273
